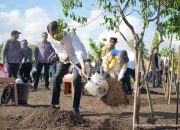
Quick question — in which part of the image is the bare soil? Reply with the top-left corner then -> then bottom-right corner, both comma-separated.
0,82 -> 180,130
101,78 -> 130,106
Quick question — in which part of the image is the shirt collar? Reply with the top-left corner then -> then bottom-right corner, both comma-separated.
49,34 -> 61,44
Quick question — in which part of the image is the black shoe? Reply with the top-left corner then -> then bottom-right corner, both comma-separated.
51,104 -> 60,109
73,108 -> 80,117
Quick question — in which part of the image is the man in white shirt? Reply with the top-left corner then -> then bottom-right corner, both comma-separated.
47,21 -> 87,116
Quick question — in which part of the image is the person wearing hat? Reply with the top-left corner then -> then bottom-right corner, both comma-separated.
47,20 -> 87,116
100,37 -> 118,76
19,39 -> 33,83
2,30 -> 22,78
101,37 -> 118,57
102,49 -> 134,95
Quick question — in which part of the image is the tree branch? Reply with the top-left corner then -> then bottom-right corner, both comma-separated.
143,1 -> 164,86
148,15 -> 158,22
114,0 -> 138,40
140,23 -> 146,40
115,19 -> 123,32
126,9 -> 141,17
152,0 -> 164,51
147,1 -> 160,22
115,8 -> 141,34
117,30 -> 134,50
68,10 -> 107,28
122,0 -> 131,13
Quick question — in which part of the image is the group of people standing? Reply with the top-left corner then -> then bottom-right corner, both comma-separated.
2,31 -> 56,91
2,20 -> 88,116
147,48 -> 165,87
100,37 -> 135,95
2,20 -> 137,116
1,18 -> 171,118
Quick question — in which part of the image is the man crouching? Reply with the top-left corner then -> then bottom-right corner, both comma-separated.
102,49 -> 135,95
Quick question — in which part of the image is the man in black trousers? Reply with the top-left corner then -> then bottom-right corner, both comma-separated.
20,39 -> 33,83
152,48 -> 160,87
2,30 -> 22,78
47,21 -> 87,116
32,32 -> 55,91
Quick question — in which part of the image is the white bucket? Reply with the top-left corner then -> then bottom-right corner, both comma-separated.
16,78 -> 23,84
84,73 -> 109,97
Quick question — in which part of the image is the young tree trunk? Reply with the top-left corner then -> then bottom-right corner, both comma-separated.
141,53 -> 154,120
168,48 -> 174,104
166,37 -> 173,100
176,46 -> 180,128
133,48 -> 141,130
163,62 -> 167,98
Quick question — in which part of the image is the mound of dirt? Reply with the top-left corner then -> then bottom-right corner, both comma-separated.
19,107 -> 89,129
94,117 -> 132,130
101,78 -> 130,106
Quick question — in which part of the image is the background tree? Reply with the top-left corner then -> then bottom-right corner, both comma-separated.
0,43 -> 4,61
59,0 -> 180,128
88,38 -> 106,61
151,32 -> 159,49
128,39 -> 149,59
160,48 -> 169,57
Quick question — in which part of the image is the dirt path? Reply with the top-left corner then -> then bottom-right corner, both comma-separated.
0,84 -> 179,130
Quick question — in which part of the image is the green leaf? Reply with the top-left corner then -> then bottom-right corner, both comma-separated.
63,9 -> 68,17
120,0 -> 125,4
78,17 -> 80,23
98,0 -> 102,8
88,38 -> 106,59
144,19 -> 149,28
151,32 -> 159,48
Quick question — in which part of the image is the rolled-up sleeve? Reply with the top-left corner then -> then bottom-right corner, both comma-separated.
118,63 -> 128,80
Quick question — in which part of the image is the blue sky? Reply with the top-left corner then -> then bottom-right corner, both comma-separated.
0,0 -> 98,23
0,0 -> 64,19
0,0 -> 179,51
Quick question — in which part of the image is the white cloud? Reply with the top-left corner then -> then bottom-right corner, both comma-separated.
98,16 -> 144,51
68,10 -> 105,51
69,10 -> 180,53
0,7 -> 179,54
0,7 -> 50,44
160,37 -> 180,51
69,11 -> 148,52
